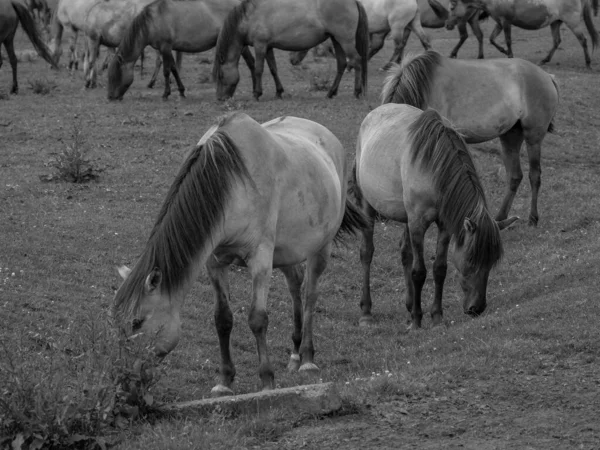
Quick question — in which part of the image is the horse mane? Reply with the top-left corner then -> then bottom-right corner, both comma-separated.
408,109 -> 503,269
381,51 -> 442,107
114,125 -> 252,319
213,0 -> 254,81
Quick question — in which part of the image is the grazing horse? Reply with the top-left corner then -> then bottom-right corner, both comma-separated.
0,0 -> 57,94
289,0 -> 428,72
353,104 -> 517,328
107,0 -> 259,100
382,51 -> 559,227
447,0 -> 599,67
113,112 -> 366,394
422,0 -> 488,59
213,0 -> 369,101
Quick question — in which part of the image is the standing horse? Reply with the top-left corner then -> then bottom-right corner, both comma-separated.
107,0 -> 259,100
0,0 -> 57,94
382,51 -> 559,227
447,0 -> 599,67
113,112 -> 366,394
213,0 -> 369,101
353,104 -> 517,328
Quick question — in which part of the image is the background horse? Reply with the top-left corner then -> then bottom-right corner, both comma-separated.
353,104 -> 517,328
213,0 -> 369,101
0,0 -> 57,94
382,51 -> 559,226
113,112 -> 366,394
447,0 -> 599,67
24,0 -> 51,33
107,0 -> 258,100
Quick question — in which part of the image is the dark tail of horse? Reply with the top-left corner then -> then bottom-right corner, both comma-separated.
11,0 -> 58,69
583,0 -> 599,48
355,0 -> 369,96
427,0 -> 449,20
335,195 -> 369,243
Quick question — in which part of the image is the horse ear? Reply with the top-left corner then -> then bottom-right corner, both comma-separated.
497,216 -> 519,230
144,268 -> 162,293
463,217 -> 477,234
117,265 -> 132,280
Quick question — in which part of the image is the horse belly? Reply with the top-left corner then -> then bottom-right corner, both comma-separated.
505,2 -> 553,29
359,166 -> 408,222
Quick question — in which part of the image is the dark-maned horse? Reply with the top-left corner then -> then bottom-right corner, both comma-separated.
113,112 -> 366,394
24,0 -> 51,32
0,0 -> 57,94
382,51 -> 559,226
353,104 -> 517,328
107,0 -> 258,100
447,0 -> 599,67
213,0 -> 369,100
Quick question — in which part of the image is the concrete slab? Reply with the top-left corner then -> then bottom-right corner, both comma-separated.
162,382 -> 342,417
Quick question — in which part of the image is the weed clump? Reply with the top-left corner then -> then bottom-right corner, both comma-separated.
40,120 -> 104,183
28,78 -> 57,95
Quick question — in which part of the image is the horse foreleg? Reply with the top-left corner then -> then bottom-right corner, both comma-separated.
160,50 -> 174,99
489,20 -> 509,56
247,244 -> 275,390
383,27 -> 411,71
431,227 -> 451,326
496,128 -> 525,222
68,29 -> 79,71
408,221 -> 428,330
167,53 -> 185,98
358,203 -> 377,327
524,140 -> 542,227
565,20 -> 592,68
265,48 -> 284,99
450,22 -> 469,58
251,44 -> 267,100
5,40 -> 18,94
327,38 -> 347,98
410,14 -> 431,51
298,245 -> 330,373
368,32 -> 387,60
84,38 -> 100,89
540,21 -> 562,65
240,46 -> 257,94
147,50 -> 162,88
280,265 -> 304,372
502,20 -> 514,57
469,14 -> 485,59
206,260 -> 236,397
399,224 -> 414,321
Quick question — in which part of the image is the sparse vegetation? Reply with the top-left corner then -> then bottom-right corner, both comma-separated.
28,77 -> 57,95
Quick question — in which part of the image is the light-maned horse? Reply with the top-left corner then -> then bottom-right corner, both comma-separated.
382,51 -> 559,227
107,0 -> 259,100
213,0 -> 369,101
447,0 -> 599,67
422,0 -> 488,59
113,112 -> 366,394
353,104 -> 517,328
289,0 -> 429,72
0,0 -> 57,94
24,0 -> 51,33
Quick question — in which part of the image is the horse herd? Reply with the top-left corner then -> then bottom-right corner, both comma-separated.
0,0 -> 587,393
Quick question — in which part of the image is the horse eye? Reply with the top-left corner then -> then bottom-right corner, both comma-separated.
132,318 -> 145,332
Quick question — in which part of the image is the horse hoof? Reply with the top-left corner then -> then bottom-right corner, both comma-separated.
211,384 -> 234,397
528,216 -> 538,227
287,354 -> 301,372
358,315 -> 374,327
299,362 -> 320,373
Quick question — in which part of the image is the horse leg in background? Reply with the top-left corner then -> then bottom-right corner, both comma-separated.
100,48 -> 115,72
407,218 -> 430,330
147,50 -> 162,88
84,37 -> 101,88
68,29 -> 79,70
280,265 -> 304,372
4,39 -> 18,94
496,126 -> 525,223
240,46 -> 258,95
160,49 -> 185,99
358,203 -> 377,326
430,225 -> 451,326
247,244 -> 276,390
175,50 -> 182,71
409,13 -> 431,52
250,43 -> 268,100
327,38 -> 348,98
489,20 -> 509,55
450,22 -> 470,58
523,135 -> 544,227
383,26 -> 411,71
562,19 -> 593,67
368,32 -> 388,60
399,224 -> 415,322
501,20 -> 514,57
540,21 -> 562,65
297,244 -> 330,373
265,48 -> 284,98
289,49 -> 309,66
206,259 -> 236,397
469,14 -> 485,59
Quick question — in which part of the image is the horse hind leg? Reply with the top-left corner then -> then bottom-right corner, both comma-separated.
327,38 -> 347,99
399,224 -> 415,323
496,125 -> 525,223
358,202 -> 377,326
265,48 -> 284,99
523,132 -> 545,227
469,14 -> 485,59
540,21 -> 562,65
489,20 -> 509,56
382,26 -> 412,71
565,20 -> 592,67
147,50 -> 162,89
450,22 -> 470,58
206,260 -> 236,397
5,40 -> 18,94
280,265 -> 304,372
431,226 -> 451,326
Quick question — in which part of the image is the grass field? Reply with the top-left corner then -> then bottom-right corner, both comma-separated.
1,12 -> 600,450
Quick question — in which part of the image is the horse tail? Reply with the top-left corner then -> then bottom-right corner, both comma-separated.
547,74 -> 559,133
582,0 -> 599,48
335,195 -> 368,243
427,0 -> 449,20
11,0 -> 58,69
355,0 -> 369,95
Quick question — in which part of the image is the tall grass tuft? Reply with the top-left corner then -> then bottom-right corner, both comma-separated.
28,78 -> 57,95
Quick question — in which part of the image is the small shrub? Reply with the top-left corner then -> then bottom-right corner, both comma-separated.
308,66 -> 331,92
40,120 -> 104,183
0,89 -> 9,100
28,77 -> 57,95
